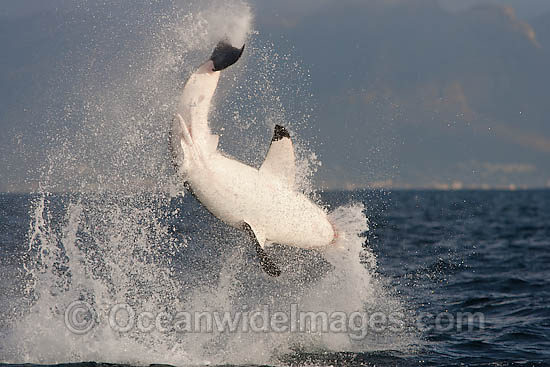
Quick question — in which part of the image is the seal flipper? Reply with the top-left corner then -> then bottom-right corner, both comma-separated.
210,41 -> 245,71
242,222 -> 281,277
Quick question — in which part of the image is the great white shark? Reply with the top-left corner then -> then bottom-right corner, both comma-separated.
170,41 -> 337,277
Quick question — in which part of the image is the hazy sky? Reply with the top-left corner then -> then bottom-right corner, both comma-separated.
1,0 -> 549,191
438,0 -> 550,18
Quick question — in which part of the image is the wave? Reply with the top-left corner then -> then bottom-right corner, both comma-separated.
1,1 -> 415,365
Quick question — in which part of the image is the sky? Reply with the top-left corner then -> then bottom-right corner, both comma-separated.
1,0 -> 550,191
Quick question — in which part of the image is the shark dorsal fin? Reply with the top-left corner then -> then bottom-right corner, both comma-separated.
259,125 -> 295,188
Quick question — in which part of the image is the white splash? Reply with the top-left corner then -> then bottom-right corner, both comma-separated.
3,1 -> 416,365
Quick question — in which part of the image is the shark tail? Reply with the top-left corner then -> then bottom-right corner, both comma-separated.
170,113 -> 219,178
172,41 -> 243,177
170,114 -> 194,178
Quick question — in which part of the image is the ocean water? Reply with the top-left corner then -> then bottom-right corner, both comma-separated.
2,1 -> 550,365
0,189 -> 549,366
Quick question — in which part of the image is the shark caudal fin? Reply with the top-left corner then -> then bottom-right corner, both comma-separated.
170,113 -> 220,178
169,114 -> 193,177
210,41 -> 245,71
177,41 -> 245,147
171,41 -> 244,174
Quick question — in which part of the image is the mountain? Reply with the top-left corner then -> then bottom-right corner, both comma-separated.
1,0 -> 549,190
532,11 -> 550,50
256,0 -> 550,188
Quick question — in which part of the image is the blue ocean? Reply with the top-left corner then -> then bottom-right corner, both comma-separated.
1,189 -> 549,366
1,1 -> 550,366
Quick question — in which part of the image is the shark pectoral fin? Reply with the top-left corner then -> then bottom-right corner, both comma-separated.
241,222 -> 281,277
259,125 -> 296,188
255,244 -> 282,277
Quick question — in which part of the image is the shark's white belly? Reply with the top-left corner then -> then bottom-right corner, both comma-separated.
186,153 -> 334,249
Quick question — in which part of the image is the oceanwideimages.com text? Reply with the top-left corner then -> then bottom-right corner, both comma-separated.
64,300 -> 485,339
